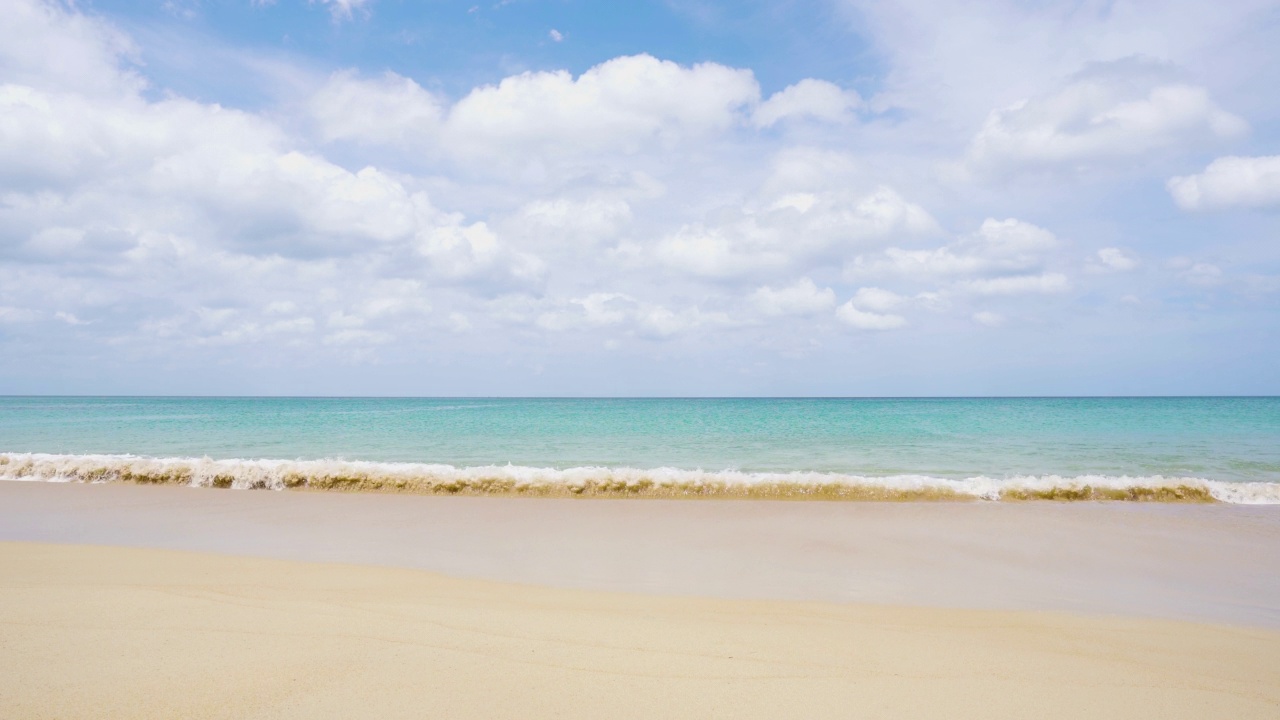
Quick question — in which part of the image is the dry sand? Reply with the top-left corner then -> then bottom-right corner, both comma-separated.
3,541 -> 1279,720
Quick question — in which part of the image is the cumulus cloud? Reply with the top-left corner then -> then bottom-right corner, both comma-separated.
634,305 -> 731,338
536,293 -> 634,331
10,0 -> 1251,390
966,57 -> 1245,174
834,287 -> 910,330
655,224 -> 788,278
0,0 -> 142,96
836,302 -> 906,330
750,278 -> 836,316
658,187 -> 937,278
753,79 -> 861,127
0,75 -> 535,274
1168,155 -> 1280,210
846,0 -> 1272,140
0,0 -> 551,359
511,196 -> 634,247
308,70 -> 442,146
849,218 -> 1058,281
848,287 -> 904,312
442,54 -> 759,161
1091,247 -> 1139,272
304,55 -> 870,176
534,293 -> 728,338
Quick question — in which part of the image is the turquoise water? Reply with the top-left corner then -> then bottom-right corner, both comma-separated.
2,396 -> 1278,482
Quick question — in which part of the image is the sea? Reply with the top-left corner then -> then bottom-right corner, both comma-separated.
1,396 -> 1278,503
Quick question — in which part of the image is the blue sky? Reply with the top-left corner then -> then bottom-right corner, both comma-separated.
102,1 -> 871,101
1,0 -> 1278,395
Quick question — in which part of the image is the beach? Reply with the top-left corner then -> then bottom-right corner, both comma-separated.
7,0 -> 1280,713
2,482 -> 1279,718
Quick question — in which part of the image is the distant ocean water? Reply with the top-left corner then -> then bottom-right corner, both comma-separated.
2,397 -> 1278,503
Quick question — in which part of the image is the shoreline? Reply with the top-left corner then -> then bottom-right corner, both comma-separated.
3,481 -> 1278,627
3,541 -> 1279,719
5,451 -> 1278,502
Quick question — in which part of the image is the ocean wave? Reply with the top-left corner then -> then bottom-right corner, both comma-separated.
2,452 -> 1278,503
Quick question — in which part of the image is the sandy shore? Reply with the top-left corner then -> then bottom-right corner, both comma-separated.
3,541 -> 1279,719
3,482 -> 1279,624
2,482 -> 1279,718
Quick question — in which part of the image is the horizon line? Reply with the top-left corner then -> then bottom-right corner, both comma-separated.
2,395 -> 1277,400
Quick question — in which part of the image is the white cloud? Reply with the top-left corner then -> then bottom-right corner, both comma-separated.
323,328 -> 392,346
750,278 -> 836,316
154,151 -> 422,252
549,29 -> 564,42
849,287 -> 903,312
635,306 -> 684,337
1093,247 -> 1139,272
844,0 -> 1274,143
0,72 -> 533,278
5,0 -> 1270,391
0,0 -> 142,97
850,218 -> 1058,280
967,58 -> 1245,174
634,305 -> 727,338
308,70 -> 442,146
753,79 -> 861,128
836,301 -> 906,330
834,286 -> 909,330
303,53 -> 842,178
0,79 -> 445,258
534,293 -> 726,338
443,54 -> 759,161
659,186 -> 937,278
0,85 -> 261,192
0,0 -> 560,364
512,196 -> 633,246
301,57 -> 868,182
654,224 -> 784,278
187,308 -> 319,348
1168,155 -> 1280,210
962,273 -> 1069,295
536,293 -> 634,331
315,0 -> 373,21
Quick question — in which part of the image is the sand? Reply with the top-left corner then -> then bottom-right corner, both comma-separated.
3,482 -> 1279,625
2,482 -> 1279,718
2,542 -> 1279,720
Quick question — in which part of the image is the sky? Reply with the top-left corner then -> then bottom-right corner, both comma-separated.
1,0 -> 1278,396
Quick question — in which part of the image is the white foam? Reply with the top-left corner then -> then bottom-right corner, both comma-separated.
0,452 -> 1276,503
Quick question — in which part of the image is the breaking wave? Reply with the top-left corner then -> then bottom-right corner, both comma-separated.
2,452 -> 1278,503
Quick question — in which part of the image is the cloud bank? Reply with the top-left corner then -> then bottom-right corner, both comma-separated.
0,0 -> 1277,394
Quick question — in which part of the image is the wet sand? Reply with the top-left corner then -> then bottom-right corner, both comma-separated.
2,481 -> 1278,625
1,482 -> 1279,718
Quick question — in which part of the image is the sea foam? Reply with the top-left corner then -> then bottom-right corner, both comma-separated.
2,452 -> 1278,503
